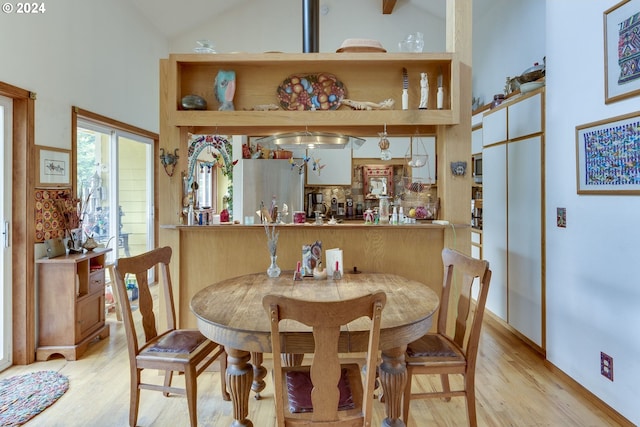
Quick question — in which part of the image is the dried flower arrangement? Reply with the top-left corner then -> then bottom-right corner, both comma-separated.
53,191 -> 91,250
263,221 -> 279,256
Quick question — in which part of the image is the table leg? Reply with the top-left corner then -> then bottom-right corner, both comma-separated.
226,348 -> 254,427
378,345 -> 408,427
282,353 -> 304,367
250,352 -> 266,400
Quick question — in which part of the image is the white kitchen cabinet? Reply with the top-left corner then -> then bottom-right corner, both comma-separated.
481,89 -> 544,348
471,126 -> 483,155
306,147 -> 352,185
482,106 -> 507,147
352,137 -> 410,159
482,142 -> 507,322
507,135 -> 542,345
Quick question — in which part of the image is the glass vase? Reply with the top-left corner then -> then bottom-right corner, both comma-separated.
267,255 -> 281,278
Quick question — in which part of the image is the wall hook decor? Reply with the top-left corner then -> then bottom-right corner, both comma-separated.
450,161 -> 467,176
159,148 -> 179,177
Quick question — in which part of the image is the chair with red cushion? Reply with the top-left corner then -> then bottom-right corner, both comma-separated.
263,291 -> 386,426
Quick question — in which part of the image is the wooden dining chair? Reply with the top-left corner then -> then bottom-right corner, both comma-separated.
402,248 -> 491,427
113,246 -> 230,427
263,291 -> 386,427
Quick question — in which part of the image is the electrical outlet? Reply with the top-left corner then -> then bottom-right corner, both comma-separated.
601,352 -> 613,381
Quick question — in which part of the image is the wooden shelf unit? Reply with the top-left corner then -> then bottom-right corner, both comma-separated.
158,1 -> 473,332
35,248 -> 112,361
164,52 -> 460,136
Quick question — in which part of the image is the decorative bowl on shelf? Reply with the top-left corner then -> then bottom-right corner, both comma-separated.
336,38 -> 386,53
273,150 -> 293,159
517,63 -> 545,83
520,81 -> 544,94
276,73 -> 345,111
181,95 -> 207,110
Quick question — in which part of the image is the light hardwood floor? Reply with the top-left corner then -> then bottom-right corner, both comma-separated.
2,285 -> 632,427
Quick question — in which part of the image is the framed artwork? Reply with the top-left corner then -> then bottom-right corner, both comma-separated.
604,0 -> 640,104
575,111 -> 640,194
363,164 -> 394,199
37,147 -> 71,187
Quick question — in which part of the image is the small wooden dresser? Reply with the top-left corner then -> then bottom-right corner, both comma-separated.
35,248 -> 111,361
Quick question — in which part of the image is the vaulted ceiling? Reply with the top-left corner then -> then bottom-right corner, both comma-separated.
129,0 -> 451,41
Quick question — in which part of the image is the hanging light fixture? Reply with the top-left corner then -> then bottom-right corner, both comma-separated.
256,131 -> 364,150
378,124 -> 391,160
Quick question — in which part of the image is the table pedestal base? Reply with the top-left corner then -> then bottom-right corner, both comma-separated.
379,345 -> 408,427
226,348 -> 254,427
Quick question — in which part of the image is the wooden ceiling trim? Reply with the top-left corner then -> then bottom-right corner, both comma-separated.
382,0 -> 397,14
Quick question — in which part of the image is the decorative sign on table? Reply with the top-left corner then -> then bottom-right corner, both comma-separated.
302,241 -> 322,276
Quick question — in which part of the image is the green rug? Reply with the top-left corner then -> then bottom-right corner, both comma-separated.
0,370 -> 69,426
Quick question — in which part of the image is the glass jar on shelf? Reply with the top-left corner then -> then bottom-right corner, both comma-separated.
378,196 -> 390,223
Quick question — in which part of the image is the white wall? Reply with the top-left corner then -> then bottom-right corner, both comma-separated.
170,0 -> 445,54
474,0 -> 639,424
0,0 -> 167,149
472,0 -> 546,105
545,1 -> 639,424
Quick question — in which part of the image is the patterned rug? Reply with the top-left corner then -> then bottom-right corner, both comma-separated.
0,370 -> 69,426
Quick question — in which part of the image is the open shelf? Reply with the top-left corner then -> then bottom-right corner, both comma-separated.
164,52 -> 460,135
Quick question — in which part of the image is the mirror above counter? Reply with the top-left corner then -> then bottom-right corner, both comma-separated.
183,134 -> 234,216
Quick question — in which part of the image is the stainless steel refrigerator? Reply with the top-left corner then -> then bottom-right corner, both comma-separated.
233,159 -> 305,223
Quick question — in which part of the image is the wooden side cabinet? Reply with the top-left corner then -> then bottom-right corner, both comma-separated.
35,248 -> 112,361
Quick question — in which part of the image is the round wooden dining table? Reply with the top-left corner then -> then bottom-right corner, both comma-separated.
191,271 -> 439,427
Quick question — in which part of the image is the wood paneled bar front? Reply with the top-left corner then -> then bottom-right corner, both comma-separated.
163,223 -> 453,329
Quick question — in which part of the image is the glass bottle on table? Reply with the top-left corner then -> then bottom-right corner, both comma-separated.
378,196 -> 390,224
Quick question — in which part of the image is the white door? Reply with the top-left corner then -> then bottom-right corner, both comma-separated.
0,95 -> 13,371
482,142 -> 508,322
507,136 -> 542,346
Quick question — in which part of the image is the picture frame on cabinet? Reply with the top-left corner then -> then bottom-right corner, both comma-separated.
575,111 -> 640,194
604,0 -> 640,104
363,164 -> 394,199
36,146 -> 71,187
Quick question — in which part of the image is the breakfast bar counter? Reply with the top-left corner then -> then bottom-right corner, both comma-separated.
161,222 -> 463,328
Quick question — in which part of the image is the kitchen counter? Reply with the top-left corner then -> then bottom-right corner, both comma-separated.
160,223 -> 460,329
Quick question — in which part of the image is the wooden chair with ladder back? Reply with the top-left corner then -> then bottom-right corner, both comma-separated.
402,248 -> 492,427
113,246 -> 230,427
263,291 -> 386,426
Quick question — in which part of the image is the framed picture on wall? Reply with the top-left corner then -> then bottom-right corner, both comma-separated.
604,0 -> 640,104
575,111 -> 640,194
36,146 -> 71,187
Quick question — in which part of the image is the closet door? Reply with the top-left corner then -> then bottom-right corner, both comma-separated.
507,136 -> 542,346
482,142 -> 507,321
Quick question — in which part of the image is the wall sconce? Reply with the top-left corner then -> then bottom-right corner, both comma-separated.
159,148 -> 179,177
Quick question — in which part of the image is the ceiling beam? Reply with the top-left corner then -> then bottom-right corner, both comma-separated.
382,0 -> 396,14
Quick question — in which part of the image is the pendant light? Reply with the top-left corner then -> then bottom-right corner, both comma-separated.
378,124 -> 391,160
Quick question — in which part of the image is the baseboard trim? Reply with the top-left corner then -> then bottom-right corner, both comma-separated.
483,313 -> 635,427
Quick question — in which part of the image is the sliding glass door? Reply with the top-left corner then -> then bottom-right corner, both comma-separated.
77,120 -> 154,262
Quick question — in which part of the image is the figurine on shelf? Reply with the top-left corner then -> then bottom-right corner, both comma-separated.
419,72 -> 429,109
214,70 -> 236,111
341,98 -> 395,110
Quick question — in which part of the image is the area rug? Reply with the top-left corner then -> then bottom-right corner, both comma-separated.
0,370 -> 69,426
